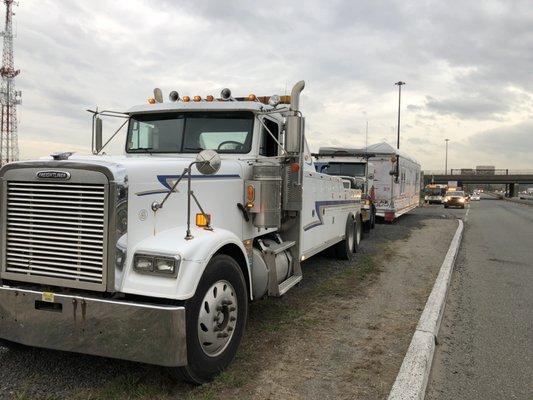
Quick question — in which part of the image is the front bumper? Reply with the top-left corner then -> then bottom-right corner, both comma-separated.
444,200 -> 465,207
0,285 -> 187,367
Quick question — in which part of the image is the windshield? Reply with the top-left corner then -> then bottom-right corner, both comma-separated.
126,112 -> 254,153
448,191 -> 464,197
323,162 -> 366,177
426,188 -> 446,196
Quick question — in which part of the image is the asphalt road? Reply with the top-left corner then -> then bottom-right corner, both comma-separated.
426,197 -> 533,399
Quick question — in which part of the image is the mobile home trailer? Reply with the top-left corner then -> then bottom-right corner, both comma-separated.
352,142 -> 420,222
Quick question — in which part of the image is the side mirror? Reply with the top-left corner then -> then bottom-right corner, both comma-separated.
95,116 -> 103,153
196,149 -> 221,175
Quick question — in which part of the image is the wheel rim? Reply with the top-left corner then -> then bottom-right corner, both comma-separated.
197,280 -> 238,357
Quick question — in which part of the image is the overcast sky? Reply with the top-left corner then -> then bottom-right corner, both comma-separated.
11,0 -> 533,170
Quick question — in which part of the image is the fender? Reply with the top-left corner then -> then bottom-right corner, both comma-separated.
120,226 -> 252,301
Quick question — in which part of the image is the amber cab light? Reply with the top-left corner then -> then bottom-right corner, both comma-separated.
196,213 -> 211,227
182,95 -> 190,102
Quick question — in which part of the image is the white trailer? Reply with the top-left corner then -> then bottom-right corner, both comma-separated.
0,82 -> 363,383
357,142 -> 421,222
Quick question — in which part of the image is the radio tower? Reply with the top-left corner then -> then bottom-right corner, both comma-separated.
0,0 -> 21,165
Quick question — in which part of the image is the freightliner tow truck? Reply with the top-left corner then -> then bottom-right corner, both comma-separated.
0,82 -> 363,383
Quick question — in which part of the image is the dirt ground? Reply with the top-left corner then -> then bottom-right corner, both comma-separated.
1,211 -> 457,400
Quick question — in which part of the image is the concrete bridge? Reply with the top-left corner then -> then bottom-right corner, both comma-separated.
423,169 -> 533,197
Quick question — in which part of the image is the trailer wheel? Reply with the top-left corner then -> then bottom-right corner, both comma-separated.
174,254 -> 248,384
334,215 -> 356,260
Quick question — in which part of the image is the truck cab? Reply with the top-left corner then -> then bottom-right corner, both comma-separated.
314,148 -> 376,232
0,82 -> 363,383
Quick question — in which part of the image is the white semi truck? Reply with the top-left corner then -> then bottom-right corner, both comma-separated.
313,148 -> 376,232
0,82 -> 363,383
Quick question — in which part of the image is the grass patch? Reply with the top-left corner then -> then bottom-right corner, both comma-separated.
313,254 -> 378,298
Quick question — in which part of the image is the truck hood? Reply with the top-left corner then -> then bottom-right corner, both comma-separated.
26,154 -> 244,186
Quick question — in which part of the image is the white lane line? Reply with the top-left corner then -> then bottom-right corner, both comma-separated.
464,207 -> 470,222
388,219 -> 464,400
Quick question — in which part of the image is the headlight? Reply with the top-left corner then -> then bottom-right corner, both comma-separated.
444,197 -> 450,202
459,198 -> 465,202
133,253 -> 180,277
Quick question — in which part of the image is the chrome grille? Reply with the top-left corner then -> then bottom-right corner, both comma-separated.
5,181 -> 106,287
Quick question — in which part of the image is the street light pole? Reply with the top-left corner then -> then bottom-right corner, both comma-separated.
445,138 -> 450,174
395,81 -> 405,149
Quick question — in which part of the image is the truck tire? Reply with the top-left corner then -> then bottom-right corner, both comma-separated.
174,254 -> 248,384
334,215 -> 356,260
353,215 -> 362,253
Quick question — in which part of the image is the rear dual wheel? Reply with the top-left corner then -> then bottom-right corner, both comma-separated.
335,214 -> 362,259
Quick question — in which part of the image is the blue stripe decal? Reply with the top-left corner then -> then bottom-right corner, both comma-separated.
303,199 -> 360,231
135,174 -> 241,196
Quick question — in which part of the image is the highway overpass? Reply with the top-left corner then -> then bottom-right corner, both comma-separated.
423,169 -> 533,196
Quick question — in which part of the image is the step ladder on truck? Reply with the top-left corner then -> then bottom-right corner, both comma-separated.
0,81 -> 363,383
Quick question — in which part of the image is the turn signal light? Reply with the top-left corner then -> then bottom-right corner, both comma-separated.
196,213 -> 211,227
182,95 -> 190,102
246,184 -> 255,202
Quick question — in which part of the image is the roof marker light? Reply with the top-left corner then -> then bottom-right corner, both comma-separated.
193,95 -> 201,102
247,94 -> 257,101
182,96 -> 190,102
206,95 -> 214,102
147,97 -> 156,104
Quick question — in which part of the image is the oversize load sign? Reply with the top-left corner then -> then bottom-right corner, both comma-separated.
36,170 -> 71,180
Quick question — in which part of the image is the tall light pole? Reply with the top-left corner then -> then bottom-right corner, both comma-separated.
445,138 -> 450,174
395,81 -> 405,149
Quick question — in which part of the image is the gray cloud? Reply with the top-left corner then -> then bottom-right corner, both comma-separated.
10,0 -> 533,169
468,119 -> 533,155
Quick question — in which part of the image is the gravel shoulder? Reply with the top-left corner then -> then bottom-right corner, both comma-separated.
1,212 -> 457,400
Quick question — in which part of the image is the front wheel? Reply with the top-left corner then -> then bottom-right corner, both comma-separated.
173,254 -> 248,384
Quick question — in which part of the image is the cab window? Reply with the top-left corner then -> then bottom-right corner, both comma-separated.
259,118 -> 280,157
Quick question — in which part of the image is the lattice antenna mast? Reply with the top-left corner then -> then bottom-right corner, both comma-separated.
0,0 -> 21,165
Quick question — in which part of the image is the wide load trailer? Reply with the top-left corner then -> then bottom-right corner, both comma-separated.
313,147 -> 376,232
0,81 -> 363,383
345,142 -> 421,222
